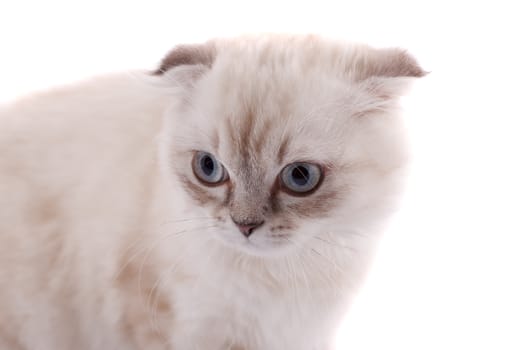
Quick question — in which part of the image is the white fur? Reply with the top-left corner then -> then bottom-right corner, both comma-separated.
0,35 -> 420,349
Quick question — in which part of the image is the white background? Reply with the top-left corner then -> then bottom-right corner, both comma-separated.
1,1 -> 524,349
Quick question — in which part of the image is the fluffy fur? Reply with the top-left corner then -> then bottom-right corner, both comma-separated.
0,34 -> 423,349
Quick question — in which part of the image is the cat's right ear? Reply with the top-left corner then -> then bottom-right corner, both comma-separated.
351,47 -> 427,99
152,43 -> 216,89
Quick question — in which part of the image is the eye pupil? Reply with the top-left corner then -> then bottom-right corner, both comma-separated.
291,166 -> 309,185
192,151 -> 228,185
280,162 -> 322,195
201,155 -> 215,176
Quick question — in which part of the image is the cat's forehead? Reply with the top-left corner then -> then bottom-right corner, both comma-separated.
197,71 -> 345,167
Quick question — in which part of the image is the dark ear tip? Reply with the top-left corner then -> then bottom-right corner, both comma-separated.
410,64 -> 429,78
354,47 -> 426,81
411,68 -> 427,78
396,49 -> 426,78
154,43 -> 216,76
151,68 -> 165,76
410,69 -> 430,78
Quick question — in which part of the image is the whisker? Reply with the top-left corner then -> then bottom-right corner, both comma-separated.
137,224 -> 218,303
113,217 -> 216,282
313,236 -> 358,252
283,237 -> 316,303
309,247 -> 346,275
147,260 -> 178,342
325,228 -> 368,238
148,224 -> 218,337
160,217 -> 217,225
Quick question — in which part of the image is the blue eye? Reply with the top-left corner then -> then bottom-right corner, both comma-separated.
280,162 -> 322,195
192,151 -> 228,185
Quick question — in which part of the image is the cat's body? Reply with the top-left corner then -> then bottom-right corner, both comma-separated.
0,35 -> 423,349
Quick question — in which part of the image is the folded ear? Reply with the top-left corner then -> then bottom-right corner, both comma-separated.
153,43 -> 216,89
154,43 -> 216,75
352,47 -> 426,100
353,47 -> 426,81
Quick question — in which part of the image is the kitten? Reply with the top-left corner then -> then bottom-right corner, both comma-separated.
0,34 -> 424,349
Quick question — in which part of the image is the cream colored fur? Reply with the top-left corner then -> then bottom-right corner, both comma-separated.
0,35 -> 422,349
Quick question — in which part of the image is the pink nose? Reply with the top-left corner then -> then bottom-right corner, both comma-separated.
235,221 -> 264,237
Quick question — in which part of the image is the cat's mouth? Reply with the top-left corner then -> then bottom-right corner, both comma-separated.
216,225 -> 297,256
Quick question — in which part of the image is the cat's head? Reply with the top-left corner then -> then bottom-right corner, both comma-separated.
156,35 -> 424,257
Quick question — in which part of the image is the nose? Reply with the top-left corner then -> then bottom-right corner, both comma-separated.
233,220 -> 264,237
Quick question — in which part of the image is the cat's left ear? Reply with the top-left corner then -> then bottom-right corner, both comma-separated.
152,43 -> 216,89
352,47 -> 427,99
